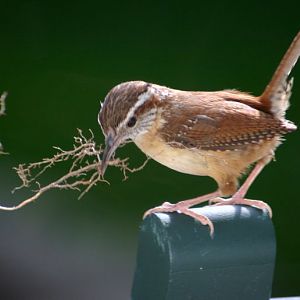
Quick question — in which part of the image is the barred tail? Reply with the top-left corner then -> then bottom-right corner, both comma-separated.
260,31 -> 300,119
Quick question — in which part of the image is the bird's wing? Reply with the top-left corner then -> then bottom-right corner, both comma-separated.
161,97 -> 295,151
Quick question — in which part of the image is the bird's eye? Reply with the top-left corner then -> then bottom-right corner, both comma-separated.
127,116 -> 137,128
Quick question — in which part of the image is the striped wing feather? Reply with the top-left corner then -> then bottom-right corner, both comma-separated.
161,91 -> 295,151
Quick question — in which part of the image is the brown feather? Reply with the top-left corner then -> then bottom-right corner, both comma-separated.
159,90 -> 296,151
260,32 -> 300,118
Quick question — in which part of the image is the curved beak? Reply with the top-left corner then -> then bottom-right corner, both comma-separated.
101,133 -> 121,176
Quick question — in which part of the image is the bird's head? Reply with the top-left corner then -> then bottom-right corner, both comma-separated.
98,81 -> 165,175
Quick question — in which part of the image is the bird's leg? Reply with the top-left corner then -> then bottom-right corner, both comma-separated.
211,158 -> 272,217
143,191 -> 221,217
143,190 -> 221,236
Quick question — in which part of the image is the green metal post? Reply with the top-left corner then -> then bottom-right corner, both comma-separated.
132,205 -> 276,300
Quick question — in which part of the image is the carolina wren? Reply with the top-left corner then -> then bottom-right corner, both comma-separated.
98,32 -> 299,235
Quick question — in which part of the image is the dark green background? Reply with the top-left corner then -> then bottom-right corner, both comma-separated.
0,0 -> 299,299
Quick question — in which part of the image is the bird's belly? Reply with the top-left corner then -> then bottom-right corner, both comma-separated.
134,132 -> 280,179
134,134 -> 209,176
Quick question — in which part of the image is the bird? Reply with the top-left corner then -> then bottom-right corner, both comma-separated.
98,32 -> 299,235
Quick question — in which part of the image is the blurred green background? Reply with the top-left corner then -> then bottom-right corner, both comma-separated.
0,0 -> 299,299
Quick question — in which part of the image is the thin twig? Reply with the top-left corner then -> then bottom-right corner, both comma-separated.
0,129 -> 149,210
0,91 -> 7,116
0,91 -> 8,154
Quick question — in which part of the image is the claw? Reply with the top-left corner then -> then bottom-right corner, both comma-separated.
143,201 -> 214,237
143,202 -> 175,219
208,197 -> 223,205
211,197 -> 272,218
179,207 -> 214,237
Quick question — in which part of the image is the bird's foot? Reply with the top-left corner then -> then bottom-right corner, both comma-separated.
210,196 -> 272,217
143,201 -> 214,237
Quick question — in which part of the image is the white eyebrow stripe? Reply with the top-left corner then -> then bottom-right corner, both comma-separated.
116,87 -> 153,131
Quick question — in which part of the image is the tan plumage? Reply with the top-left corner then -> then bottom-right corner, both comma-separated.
99,32 -> 300,234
